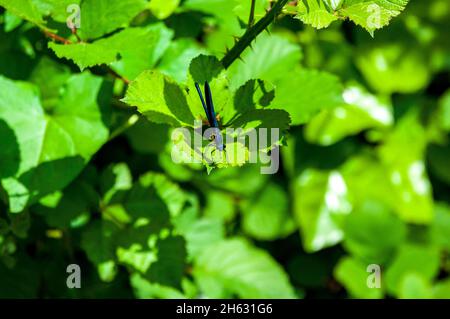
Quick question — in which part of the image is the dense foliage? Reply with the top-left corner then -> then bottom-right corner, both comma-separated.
0,0 -> 449,299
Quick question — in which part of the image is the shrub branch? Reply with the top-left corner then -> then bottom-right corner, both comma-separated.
221,0 -> 290,69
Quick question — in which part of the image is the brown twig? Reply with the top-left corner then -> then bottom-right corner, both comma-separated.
105,66 -> 130,84
71,27 -> 82,42
43,30 -> 72,44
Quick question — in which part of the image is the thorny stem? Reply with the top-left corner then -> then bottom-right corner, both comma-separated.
221,0 -> 290,69
42,30 -> 130,84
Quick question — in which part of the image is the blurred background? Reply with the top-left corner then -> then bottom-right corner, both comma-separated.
0,0 -> 449,299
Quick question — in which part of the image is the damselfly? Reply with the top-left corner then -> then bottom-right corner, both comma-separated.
195,82 -> 224,151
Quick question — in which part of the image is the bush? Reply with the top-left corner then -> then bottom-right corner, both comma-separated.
0,0 -> 449,299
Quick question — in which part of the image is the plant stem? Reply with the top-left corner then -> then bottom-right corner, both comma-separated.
248,0 -> 256,29
221,0 -> 290,69
43,30 -> 72,44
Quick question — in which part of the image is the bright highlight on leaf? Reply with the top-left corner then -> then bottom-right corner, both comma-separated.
296,0 -> 410,35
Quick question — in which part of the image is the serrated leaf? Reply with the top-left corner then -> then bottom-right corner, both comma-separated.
339,0 -> 410,35
296,0 -> 410,35
296,0 -> 339,29
189,54 -> 222,84
50,24 -> 173,79
122,70 -> 200,126
33,0 -> 81,23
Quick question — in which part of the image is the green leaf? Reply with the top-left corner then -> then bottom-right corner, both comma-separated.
130,273 -> 185,298
433,279 -> 450,299
228,33 -> 302,90
33,180 -> 94,228
334,257 -> 383,298
158,39 -> 206,83
296,0 -> 410,35
138,172 -> 190,217
125,118 -> 170,154
149,0 -> 181,20
33,0 -> 81,23
296,0 -> 339,29
194,238 -> 296,298
100,162 -> 133,205
81,220 -> 119,282
343,200 -> 406,264
339,0 -> 410,35
294,169 -> 352,252
4,11 -> 23,32
305,84 -> 393,146
398,273 -> 432,299
356,43 -> 430,93
0,73 -> 111,212
0,0 -> 45,27
229,108 -> 291,150
437,90 -> 450,131
78,0 -> 147,40
29,56 -> 71,111
385,244 -> 440,296
175,210 -> 225,259
0,255 -> 39,298
271,68 -> 344,125
189,54 -> 222,84
122,70 -> 201,126
428,143 -> 450,184
203,190 -> 236,222
50,24 -> 173,79
146,235 -> 187,289
430,203 -> 450,250
378,111 -> 433,224
240,183 -> 296,241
